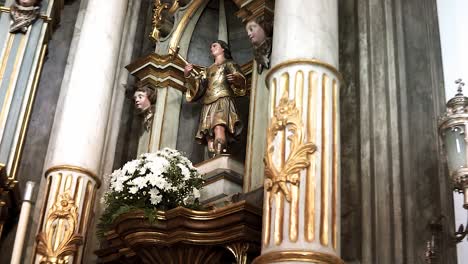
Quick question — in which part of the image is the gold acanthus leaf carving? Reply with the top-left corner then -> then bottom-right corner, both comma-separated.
36,190 -> 83,264
264,90 -> 316,203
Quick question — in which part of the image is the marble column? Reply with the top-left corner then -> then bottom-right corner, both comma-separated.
32,0 -> 129,263
254,0 -> 343,263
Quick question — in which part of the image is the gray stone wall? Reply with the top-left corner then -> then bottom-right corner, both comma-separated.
339,0 -> 456,263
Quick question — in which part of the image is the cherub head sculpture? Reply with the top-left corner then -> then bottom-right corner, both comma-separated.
133,86 -> 157,131
16,0 -> 41,7
245,16 -> 273,47
10,0 -> 42,33
133,86 -> 156,113
245,16 -> 273,73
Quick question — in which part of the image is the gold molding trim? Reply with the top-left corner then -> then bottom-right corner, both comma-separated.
45,165 -> 101,188
168,0 -> 206,51
10,43 -> 48,181
36,190 -> 84,263
266,59 -> 343,85
320,73 -> 330,246
252,250 -> 344,264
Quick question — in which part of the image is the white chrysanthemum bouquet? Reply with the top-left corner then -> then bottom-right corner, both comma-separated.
98,148 -> 204,236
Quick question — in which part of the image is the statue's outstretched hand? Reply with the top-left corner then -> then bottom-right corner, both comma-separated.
184,64 -> 193,77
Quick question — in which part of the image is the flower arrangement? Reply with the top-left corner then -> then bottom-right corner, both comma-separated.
97,148 -> 204,236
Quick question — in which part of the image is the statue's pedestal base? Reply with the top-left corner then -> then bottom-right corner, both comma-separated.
196,155 -> 244,206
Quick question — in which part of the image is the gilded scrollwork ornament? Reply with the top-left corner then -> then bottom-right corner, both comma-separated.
36,190 -> 83,264
150,0 -> 181,42
264,90 -> 316,202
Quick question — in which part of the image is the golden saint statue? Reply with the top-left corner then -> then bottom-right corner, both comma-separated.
184,40 -> 246,156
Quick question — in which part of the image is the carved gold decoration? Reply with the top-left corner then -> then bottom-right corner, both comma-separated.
226,242 -> 250,264
150,0 -> 170,42
36,190 -> 83,264
252,250 -> 345,264
264,89 -> 317,203
45,165 -> 101,188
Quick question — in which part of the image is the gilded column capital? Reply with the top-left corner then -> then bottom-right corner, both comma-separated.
266,59 -> 343,84
45,165 -> 101,188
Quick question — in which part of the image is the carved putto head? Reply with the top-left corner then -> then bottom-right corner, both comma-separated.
16,0 -> 41,7
245,16 -> 273,47
133,86 -> 156,113
245,16 -> 273,73
10,0 -> 42,33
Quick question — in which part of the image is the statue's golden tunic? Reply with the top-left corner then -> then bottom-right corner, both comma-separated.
185,60 -> 246,144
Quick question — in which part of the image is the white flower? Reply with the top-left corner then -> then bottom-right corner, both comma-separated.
129,186 -> 138,194
183,195 -> 195,205
192,188 -> 201,199
131,176 -> 148,189
110,174 -> 129,192
148,175 -> 171,190
149,188 -> 162,205
122,159 -> 140,175
177,164 -> 191,181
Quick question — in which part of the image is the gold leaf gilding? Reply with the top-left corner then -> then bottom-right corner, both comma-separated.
264,89 -> 316,203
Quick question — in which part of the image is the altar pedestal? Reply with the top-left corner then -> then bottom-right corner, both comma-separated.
95,201 -> 262,264
197,155 -> 244,206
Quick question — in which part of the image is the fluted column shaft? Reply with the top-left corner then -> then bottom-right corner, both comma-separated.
254,1 -> 342,263
32,0 -> 129,263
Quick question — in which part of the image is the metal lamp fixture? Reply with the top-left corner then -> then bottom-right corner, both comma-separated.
439,79 -> 468,209
438,79 -> 468,243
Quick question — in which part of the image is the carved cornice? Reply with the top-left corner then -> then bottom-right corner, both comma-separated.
234,0 -> 274,23
126,53 -> 187,92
